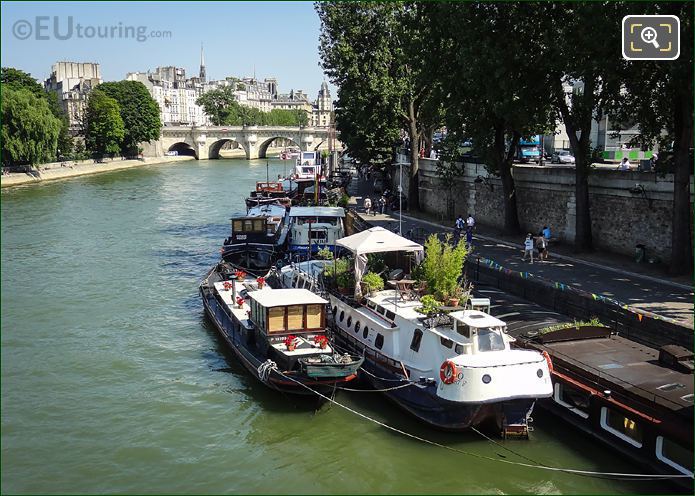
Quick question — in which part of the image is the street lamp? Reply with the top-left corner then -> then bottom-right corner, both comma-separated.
398,162 -> 403,235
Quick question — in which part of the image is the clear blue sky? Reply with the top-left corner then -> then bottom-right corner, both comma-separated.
1,1 -> 334,97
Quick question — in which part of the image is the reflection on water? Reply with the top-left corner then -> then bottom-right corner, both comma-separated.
1,159 -> 668,494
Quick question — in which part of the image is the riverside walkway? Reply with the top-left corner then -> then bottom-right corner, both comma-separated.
348,176 -> 693,327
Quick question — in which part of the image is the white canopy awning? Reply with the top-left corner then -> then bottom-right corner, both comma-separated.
336,227 -> 424,298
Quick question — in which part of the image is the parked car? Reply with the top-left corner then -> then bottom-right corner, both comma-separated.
551,150 -> 575,164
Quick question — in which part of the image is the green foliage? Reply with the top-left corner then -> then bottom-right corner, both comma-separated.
197,87 -> 308,126
538,317 -> 606,335
337,193 -> 350,208
96,81 -> 161,156
421,234 -> 469,299
416,294 -> 443,316
315,247 -> 334,260
361,271 -> 384,293
83,92 -> 124,158
1,67 -> 72,160
2,87 -> 61,166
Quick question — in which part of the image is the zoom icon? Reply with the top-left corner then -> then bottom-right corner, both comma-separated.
622,15 -> 680,60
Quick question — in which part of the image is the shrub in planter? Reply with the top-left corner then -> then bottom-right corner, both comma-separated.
361,271 -> 384,294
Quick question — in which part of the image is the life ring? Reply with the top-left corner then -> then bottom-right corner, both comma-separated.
542,350 -> 554,374
439,360 -> 458,384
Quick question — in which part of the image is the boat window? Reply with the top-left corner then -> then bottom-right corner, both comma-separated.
456,323 -> 470,339
339,310 -> 345,322
476,328 -> 505,352
367,301 -> 376,310
306,304 -> 322,329
267,307 -> 285,333
385,310 -> 395,321
656,383 -> 685,392
440,337 -> 453,349
377,306 -> 386,316
243,220 -> 254,231
410,329 -> 423,352
656,436 -> 694,476
600,407 -> 643,448
354,321 -> 361,333
455,344 -> 464,354
347,316 -> 352,328
332,306 -> 337,316
363,326 -> 369,339
287,305 -> 304,330
253,219 -> 264,231
553,383 -> 590,419
310,231 -> 327,240
375,334 -> 384,349
233,220 -> 243,231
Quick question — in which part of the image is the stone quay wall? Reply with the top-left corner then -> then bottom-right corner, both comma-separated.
391,156 -> 693,264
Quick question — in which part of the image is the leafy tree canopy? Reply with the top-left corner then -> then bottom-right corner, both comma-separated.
84,91 -> 125,158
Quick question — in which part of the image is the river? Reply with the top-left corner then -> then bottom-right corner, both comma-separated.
1,158 -> 662,494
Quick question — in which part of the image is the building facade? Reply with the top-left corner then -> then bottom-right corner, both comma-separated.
44,61 -> 102,131
311,81 -> 333,128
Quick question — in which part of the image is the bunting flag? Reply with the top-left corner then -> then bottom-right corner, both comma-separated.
638,314 -> 643,322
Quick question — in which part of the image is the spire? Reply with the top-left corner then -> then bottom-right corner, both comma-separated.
199,43 -> 206,82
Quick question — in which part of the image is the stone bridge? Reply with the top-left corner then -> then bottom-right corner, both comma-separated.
144,125 -> 333,160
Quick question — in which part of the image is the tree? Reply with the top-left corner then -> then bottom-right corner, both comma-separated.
197,87 -> 239,125
540,2 -> 627,252
317,1 -> 435,210
83,92 -> 124,158
429,2 -> 557,234
2,87 -> 61,166
96,81 -> 161,156
2,66 -> 72,158
607,2 -> 693,275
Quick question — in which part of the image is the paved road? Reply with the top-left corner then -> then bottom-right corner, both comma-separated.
348,176 -> 693,326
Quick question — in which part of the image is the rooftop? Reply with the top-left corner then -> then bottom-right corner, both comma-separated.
289,207 -> 345,218
248,288 -> 327,307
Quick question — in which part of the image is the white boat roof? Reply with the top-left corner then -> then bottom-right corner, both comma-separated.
449,310 -> 507,328
337,226 -> 424,257
289,207 -> 345,218
248,288 -> 327,307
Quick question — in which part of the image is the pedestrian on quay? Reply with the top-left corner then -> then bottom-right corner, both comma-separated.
379,195 -> 387,214
617,157 -> 631,171
536,233 -> 548,262
542,225 -> 551,259
364,197 -> 372,216
466,226 -> 474,247
522,233 -> 535,264
466,213 -> 476,230
454,214 -> 465,242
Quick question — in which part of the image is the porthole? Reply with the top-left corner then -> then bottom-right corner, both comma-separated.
363,326 -> 369,339
482,374 -> 492,384
537,368 -> 544,378
354,321 -> 361,333
339,310 -> 345,322
347,316 -> 352,327
375,334 -> 384,349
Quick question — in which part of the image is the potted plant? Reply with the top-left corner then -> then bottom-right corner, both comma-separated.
416,295 -> 443,316
256,276 -> 265,289
448,286 -> 466,307
361,271 -> 384,296
420,233 -> 470,303
284,334 -> 298,351
314,335 -> 329,349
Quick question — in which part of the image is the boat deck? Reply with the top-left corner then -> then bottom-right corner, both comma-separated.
478,286 -> 694,413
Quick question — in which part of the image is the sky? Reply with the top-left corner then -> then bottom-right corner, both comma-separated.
1,1 -> 335,97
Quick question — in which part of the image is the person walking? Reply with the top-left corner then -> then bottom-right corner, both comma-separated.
465,226 -> 474,247
522,233 -> 535,264
542,225 -> 551,259
466,213 -> 476,231
379,195 -> 386,214
536,233 -> 548,262
364,197 -> 372,216
617,157 -> 631,171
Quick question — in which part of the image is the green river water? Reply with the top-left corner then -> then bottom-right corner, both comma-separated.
1,159 -> 664,494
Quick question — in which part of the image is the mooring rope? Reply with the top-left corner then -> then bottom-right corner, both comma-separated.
278,370 -> 693,482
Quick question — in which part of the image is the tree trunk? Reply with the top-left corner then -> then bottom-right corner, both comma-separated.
558,78 -> 594,252
407,99 -> 420,211
495,125 -> 521,234
669,92 -> 693,275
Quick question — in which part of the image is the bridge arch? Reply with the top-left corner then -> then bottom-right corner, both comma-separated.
257,136 -> 301,159
167,142 -> 197,158
209,138 -> 246,159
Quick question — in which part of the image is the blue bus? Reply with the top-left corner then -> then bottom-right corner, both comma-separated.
517,135 -> 542,163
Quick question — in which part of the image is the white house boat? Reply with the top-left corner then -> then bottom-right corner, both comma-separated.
222,203 -> 290,274
200,262 -> 363,395
293,151 -> 321,179
288,206 -> 346,255
274,227 -> 553,435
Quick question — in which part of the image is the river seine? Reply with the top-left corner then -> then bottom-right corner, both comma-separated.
1,159 -> 662,494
